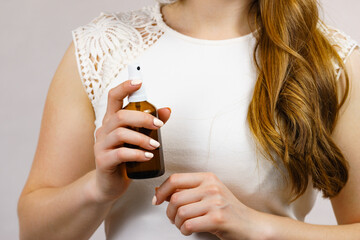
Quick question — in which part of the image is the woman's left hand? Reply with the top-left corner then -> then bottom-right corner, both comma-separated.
153,172 -> 266,240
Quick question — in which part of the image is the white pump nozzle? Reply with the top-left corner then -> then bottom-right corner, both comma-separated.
128,63 -> 147,102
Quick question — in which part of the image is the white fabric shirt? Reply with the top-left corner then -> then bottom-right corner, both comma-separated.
72,3 -> 359,239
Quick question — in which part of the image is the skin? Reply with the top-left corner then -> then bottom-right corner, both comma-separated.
17,0 -> 360,239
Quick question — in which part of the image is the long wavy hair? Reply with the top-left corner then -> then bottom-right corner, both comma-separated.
158,0 -> 350,200
247,0 -> 349,200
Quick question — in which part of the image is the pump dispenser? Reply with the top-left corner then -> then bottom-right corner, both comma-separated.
123,64 -> 165,179
128,65 -> 147,102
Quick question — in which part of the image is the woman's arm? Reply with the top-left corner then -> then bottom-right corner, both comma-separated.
18,42 -> 172,240
330,48 -> 360,225
18,171 -> 114,240
252,212 -> 360,240
17,42 -> 112,240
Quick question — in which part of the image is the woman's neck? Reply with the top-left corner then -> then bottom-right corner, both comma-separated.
161,0 -> 252,40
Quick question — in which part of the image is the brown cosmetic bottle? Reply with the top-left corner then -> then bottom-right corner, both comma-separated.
123,64 -> 165,179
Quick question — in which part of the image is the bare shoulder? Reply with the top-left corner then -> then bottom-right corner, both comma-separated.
20,42 -> 96,196
336,47 -> 360,116
331,47 -> 360,224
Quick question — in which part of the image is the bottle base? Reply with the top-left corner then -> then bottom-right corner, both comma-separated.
127,169 -> 165,179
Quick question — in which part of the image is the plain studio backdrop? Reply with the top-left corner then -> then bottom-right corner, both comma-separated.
0,0 -> 359,239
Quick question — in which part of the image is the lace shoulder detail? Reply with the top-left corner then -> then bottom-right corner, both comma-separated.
318,22 -> 359,80
72,4 -> 165,107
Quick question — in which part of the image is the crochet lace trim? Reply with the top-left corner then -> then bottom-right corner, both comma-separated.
72,3 -> 359,107
72,4 -> 165,107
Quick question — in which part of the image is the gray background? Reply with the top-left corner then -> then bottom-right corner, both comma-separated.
1,0 -> 359,239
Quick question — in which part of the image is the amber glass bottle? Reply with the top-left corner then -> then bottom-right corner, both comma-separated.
123,64 -> 165,179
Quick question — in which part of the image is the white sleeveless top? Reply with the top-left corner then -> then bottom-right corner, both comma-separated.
72,3 -> 359,239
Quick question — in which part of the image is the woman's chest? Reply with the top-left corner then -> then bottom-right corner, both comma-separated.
96,38 -> 289,201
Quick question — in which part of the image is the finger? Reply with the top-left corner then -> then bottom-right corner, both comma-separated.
180,214 -> 220,236
155,173 -> 206,205
102,109 -> 164,134
157,107 -> 171,124
105,80 -> 142,117
166,188 -> 203,223
175,200 -> 209,229
102,127 -> 160,150
97,147 -> 153,171
165,188 -> 182,202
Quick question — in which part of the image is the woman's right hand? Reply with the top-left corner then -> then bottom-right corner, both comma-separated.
91,80 -> 171,204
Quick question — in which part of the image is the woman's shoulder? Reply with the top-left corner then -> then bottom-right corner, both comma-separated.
318,22 -> 359,80
73,4 -> 163,39
72,3 -> 164,50
71,3 -> 165,107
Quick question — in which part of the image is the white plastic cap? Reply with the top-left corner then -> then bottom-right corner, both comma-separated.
128,63 -> 147,102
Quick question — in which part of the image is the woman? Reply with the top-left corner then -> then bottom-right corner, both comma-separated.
18,0 -> 360,239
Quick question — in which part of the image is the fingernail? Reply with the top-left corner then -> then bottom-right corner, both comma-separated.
145,152 -> 154,159
152,195 -> 157,205
153,118 -> 164,127
166,107 -> 172,113
149,139 -> 160,148
130,79 -> 142,85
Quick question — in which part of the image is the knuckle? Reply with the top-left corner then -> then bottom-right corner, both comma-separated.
136,134 -> 147,147
213,197 -> 226,207
108,88 -> 117,99
181,221 -> 193,235
207,185 -> 221,195
205,172 -> 218,181
135,150 -> 145,160
125,149 -> 143,161
143,114 -> 155,128
211,212 -> 225,225
169,193 -> 180,205
177,206 -> 187,219
115,111 -> 125,122
168,174 -> 179,185
147,114 -> 155,124
116,148 -> 125,160
122,149 -> 144,161
114,128 -> 125,139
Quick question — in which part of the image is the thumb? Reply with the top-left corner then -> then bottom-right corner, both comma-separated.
157,107 -> 171,124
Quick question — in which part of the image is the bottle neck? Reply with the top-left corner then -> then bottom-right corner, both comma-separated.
128,85 -> 147,102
